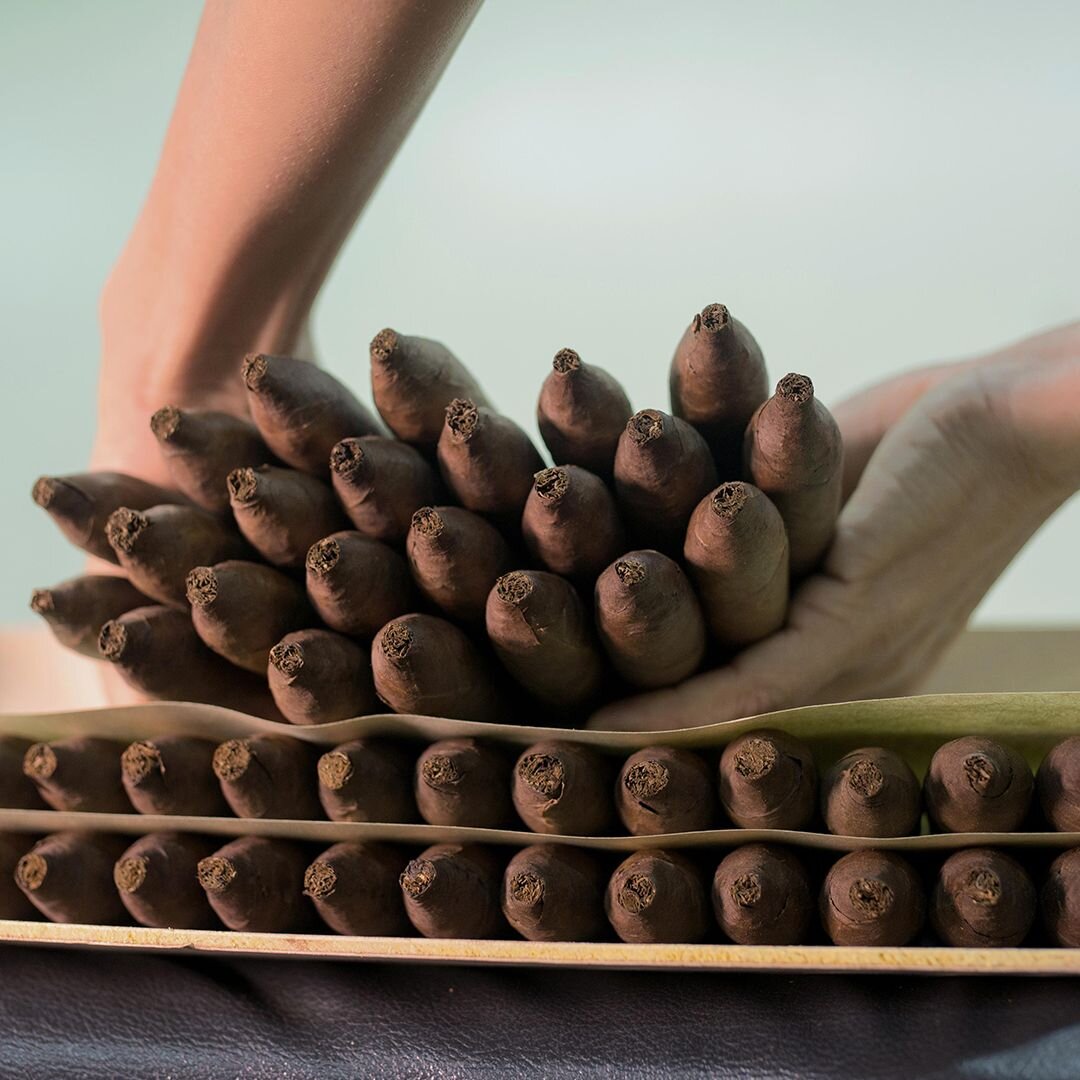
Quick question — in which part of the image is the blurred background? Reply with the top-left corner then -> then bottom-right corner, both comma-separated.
1,0 -> 1077,628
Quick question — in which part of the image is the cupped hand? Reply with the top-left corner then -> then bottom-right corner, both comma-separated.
590,323 -> 1080,730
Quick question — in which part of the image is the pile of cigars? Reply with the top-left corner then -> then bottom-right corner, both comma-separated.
30,305 -> 837,725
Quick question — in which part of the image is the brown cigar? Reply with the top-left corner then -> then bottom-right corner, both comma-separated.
616,746 -> 716,835
305,842 -> 409,936
712,844 -> 814,945
536,348 -> 633,479
745,373 -> 843,578
370,328 -> 491,448
269,628 -> 378,725
399,843 -> 504,939
820,850 -> 925,946
186,560 -> 313,673
683,482 -> 789,647
242,352 -> 382,474
718,730 -> 818,831
197,836 -> 313,931
486,570 -> 604,709
31,472 -> 183,563
329,435 -> 440,542
100,604 -> 281,717
1036,737 -> 1080,831
414,739 -> 514,828
605,850 -> 709,944
30,574 -> 149,657
436,398 -> 544,524
227,465 -> 346,568
924,737 -> 1034,833
0,737 -> 46,809
931,848 -> 1036,947
150,406 -> 273,512
521,466 -> 626,585
22,737 -> 129,813
406,506 -> 511,624
512,741 -> 614,835
105,504 -> 250,607
372,614 -> 503,722
114,833 -> 220,929
594,551 -> 706,689
212,735 -> 322,819
613,410 -> 718,554
1042,848 -> 1080,947
120,736 -> 228,816
821,747 -> 922,838
0,834 -> 38,918
306,532 -> 412,639
317,739 -> 418,823
669,303 -> 769,477
503,844 -> 607,942
16,833 -> 131,924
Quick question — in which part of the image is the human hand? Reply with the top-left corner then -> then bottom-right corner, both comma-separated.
590,323 -> 1080,730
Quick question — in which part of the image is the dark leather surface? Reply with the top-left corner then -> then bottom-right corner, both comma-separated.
1,948 -> 1078,1079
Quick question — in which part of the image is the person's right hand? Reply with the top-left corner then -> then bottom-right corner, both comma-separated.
590,323 -> 1080,730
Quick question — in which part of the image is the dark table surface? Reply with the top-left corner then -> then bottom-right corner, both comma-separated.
1,948 -> 1078,1079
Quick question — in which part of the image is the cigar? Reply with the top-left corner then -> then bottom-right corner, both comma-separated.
186,560 -> 314,673
304,842 -> 409,936
502,844 -> 607,942
414,739 -> 514,828
371,614 -> 503,722
15,833 -> 130,924
241,352 -> 382,474
536,348 -> 633,480
1036,737 -> 1080,832
1,737 -> 48,810
669,303 -> 769,477
594,551 -> 706,689
712,844 -> 814,945
269,629 -> 378,725
436,398 -> 544,524
613,410 -> 718,553
605,850 -> 709,944
744,373 -> 844,578
114,833 -> 220,929
306,532 -> 413,639
120,736 -> 228,816
718,730 -> 818,831
924,737 -> 1034,833
930,848 -> 1036,947
0,834 -> 38,918
227,465 -> 346,568
521,466 -> 626,585
819,850 -> 925,946
406,506 -> 511,624
30,574 -> 149,657
512,741 -> 614,835
105,504 -> 250,607
486,570 -> 604,709
616,746 -> 716,835
22,737 -> 130,813
821,747 -> 922,838
100,604 -> 281,717
317,739 -> 418,823
150,406 -> 273,512
329,435 -> 440,542
1042,847 -> 1080,947
370,328 -> 492,448
212,735 -> 322,820
683,482 -> 789,647
31,471 -> 183,563
399,843 -> 504,939
197,836 -> 313,931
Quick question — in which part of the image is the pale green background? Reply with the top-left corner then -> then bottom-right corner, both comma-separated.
1,0 -> 1077,625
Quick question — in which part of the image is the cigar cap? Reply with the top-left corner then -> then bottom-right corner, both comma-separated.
226,467 -> 260,504
614,558 -> 647,586
420,753 -> 461,789
23,743 -> 57,781
379,620 -> 414,664
240,353 -> 269,390
15,852 -> 48,892
775,372 -> 815,405
149,405 -> 182,440
197,856 -> 237,893
269,639 -> 305,678
624,759 -> 669,799
551,348 -> 581,374
31,476 -> 60,509
494,571 -> 533,606
213,739 -> 252,782
518,752 -> 564,799
317,750 -> 353,791
734,736 -> 778,780
369,327 -> 399,363
97,617 -> 128,660
444,398 -> 479,441
29,588 -> 54,614
711,482 -> 751,520
533,467 -> 570,502
306,536 -> 340,574
626,410 -> 665,446
695,303 -> 730,333
400,857 -> 437,899
410,506 -> 444,538
185,566 -> 218,607
114,856 -> 148,894
120,741 -> 163,786
104,507 -> 149,555
303,860 -> 337,900
328,437 -> 365,477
